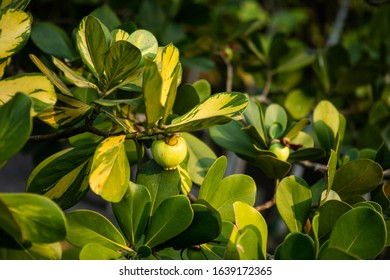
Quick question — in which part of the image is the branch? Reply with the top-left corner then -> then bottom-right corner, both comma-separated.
326,0 -> 350,48
28,124 -> 119,142
255,198 -> 275,212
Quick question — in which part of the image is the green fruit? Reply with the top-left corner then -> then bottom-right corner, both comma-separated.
151,135 -> 188,170
269,142 -> 290,161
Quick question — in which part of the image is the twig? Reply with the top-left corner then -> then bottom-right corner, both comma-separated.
326,0 -> 350,48
298,160 -> 328,173
255,198 -> 275,212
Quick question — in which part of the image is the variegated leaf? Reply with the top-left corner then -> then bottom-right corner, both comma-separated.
26,145 -> 96,209
160,44 -> 180,108
165,92 -> 248,132
177,164 -> 192,195
110,29 -> 131,44
0,73 -> 56,115
89,135 -> 130,202
143,56 -> 163,127
0,9 -> 32,60
128,29 -> 158,63
103,40 -> 141,90
29,54 -> 72,96
0,57 -> 11,79
52,56 -> 100,93
38,94 -> 91,129
0,0 -> 30,10
85,16 -> 108,82
76,17 -> 96,77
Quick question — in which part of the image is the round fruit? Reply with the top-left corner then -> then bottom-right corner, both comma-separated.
151,135 -> 188,170
269,142 -> 290,161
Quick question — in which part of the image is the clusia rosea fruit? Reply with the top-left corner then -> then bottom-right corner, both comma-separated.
151,134 -> 188,170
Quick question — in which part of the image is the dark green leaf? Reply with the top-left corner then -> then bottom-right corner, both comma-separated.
144,195 -> 193,248
27,145 -> 95,209
328,207 -> 386,259
0,93 -> 32,168
104,41 -> 141,89
112,182 -> 151,245
332,159 -> 383,199
31,22 -> 78,60
276,232 -> 315,260
159,200 -> 221,249
85,16 -> 108,81
136,160 -> 181,215
90,4 -> 121,30
250,155 -> 291,179
173,84 -> 200,116
66,210 -> 127,251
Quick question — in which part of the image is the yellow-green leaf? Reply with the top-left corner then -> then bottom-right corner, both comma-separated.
89,135 -> 130,202
143,56 -> 163,127
76,16 -> 94,74
0,0 -> 30,10
165,92 -> 248,132
52,56 -> 100,93
38,94 -> 91,129
160,44 -> 180,107
29,54 -> 72,96
0,57 -> 10,79
0,9 -> 32,60
0,73 -> 56,115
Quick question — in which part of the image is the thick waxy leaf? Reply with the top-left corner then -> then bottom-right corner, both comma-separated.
89,135 -> 130,202
251,155 -> 292,179
27,145 -> 96,209
182,132 -> 217,185
0,93 -> 31,168
0,242 -> 61,260
275,232 -> 315,260
236,227 -> 262,260
332,159 -> 383,199
104,40 -> 141,90
0,57 -> 10,79
112,182 -> 151,245
79,243 -> 125,260
136,160 -> 181,215
52,57 -> 100,92
38,94 -> 91,129
85,16 -> 108,81
66,210 -> 127,251
272,49 -> 315,74
128,29 -> 158,63
313,100 -> 340,151
234,201 -> 267,259
173,84 -> 200,116
160,44 -> 180,122
265,103 -> 288,139
209,121 -> 259,158
0,193 -> 66,244
327,207 -> 386,259
243,97 -> 267,148
0,73 -> 56,115
192,79 -> 211,101
0,9 -> 32,60
159,200 -> 221,250
166,92 -> 248,132
144,195 -> 193,248
143,56 -> 163,127
29,54 -> 72,96
317,200 -> 352,241
0,0 -> 30,10
31,22 -> 78,60
198,157 -> 257,222
284,89 -> 315,120
276,176 -> 312,232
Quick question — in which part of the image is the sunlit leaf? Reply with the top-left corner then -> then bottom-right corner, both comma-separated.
89,135 -> 130,202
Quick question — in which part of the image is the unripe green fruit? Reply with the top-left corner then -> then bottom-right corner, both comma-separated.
269,142 -> 290,161
151,135 -> 188,170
